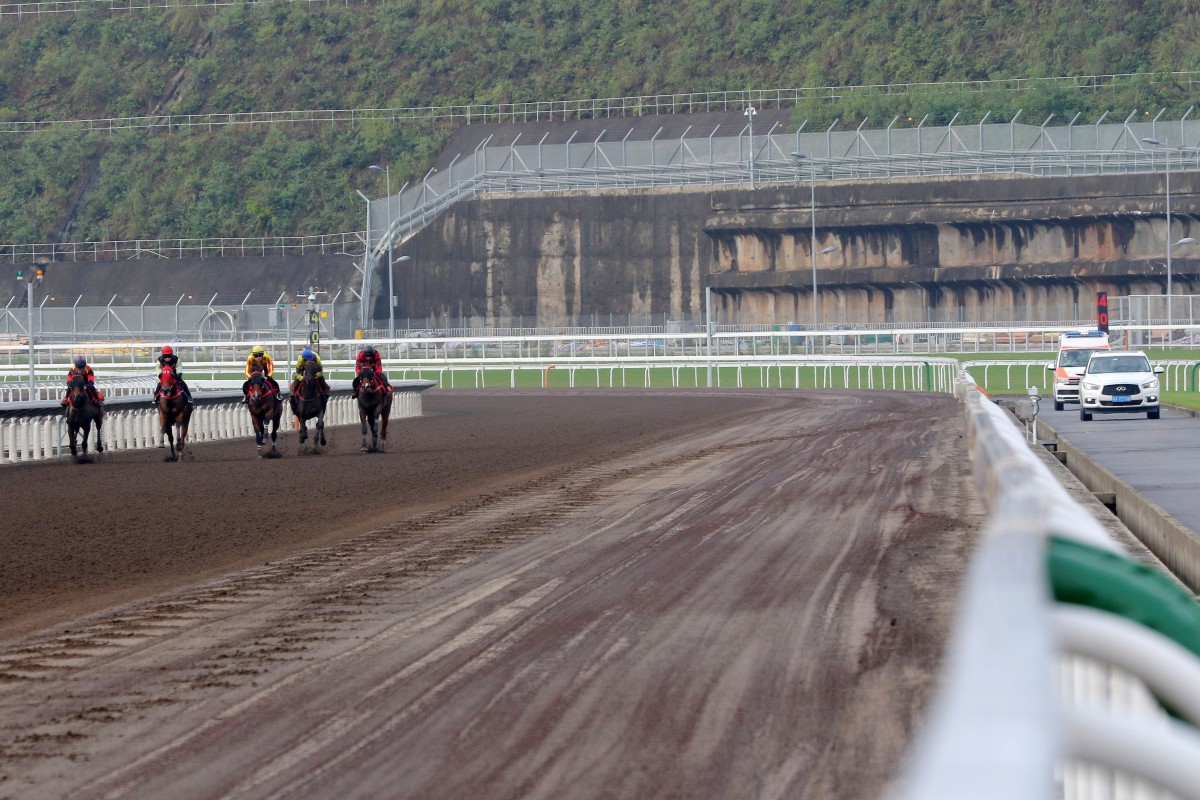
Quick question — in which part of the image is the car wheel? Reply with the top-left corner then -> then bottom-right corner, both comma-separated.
1080,409 -> 1092,421
1054,400 -> 1064,411
1148,409 -> 1160,420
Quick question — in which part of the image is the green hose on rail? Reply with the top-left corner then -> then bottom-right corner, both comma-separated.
1048,535 -> 1200,722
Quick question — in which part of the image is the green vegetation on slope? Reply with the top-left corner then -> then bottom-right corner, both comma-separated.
3,0 -> 1200,243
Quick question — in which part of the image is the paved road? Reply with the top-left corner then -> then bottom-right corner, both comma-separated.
1037,403 -> 1200,534
0,390 -> 982,800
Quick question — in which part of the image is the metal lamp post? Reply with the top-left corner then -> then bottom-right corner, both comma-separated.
16,261 -> 45,398
355,188 -> 372,330
1142,138 -> 1197,336
791,153 -> 841,334
391,255 -> 410,338
745,106 -> 757,189
367,164 -> 393,337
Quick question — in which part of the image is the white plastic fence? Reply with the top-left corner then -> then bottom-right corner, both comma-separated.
0,391 -> 425,463
968,359 -> 1200,396
0,375 -> 156,403
890,375 -> 1200,800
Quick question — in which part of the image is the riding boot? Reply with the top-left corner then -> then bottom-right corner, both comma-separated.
351,376 -> 359,398
180,380 -> 193,404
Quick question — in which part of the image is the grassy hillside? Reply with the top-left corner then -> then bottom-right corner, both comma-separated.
2,0 -> 1200,244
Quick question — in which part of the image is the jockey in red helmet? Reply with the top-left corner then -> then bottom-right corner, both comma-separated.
61,356 -> 104,406
154,345 -> 192,404
352,345 -> 391,397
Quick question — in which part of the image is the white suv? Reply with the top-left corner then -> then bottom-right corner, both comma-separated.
1078,351 -> 1164,421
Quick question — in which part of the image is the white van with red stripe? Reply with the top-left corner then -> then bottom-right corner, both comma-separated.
1047,330 -> 1111,410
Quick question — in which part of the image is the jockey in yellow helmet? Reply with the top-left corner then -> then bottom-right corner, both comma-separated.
242,344 -> 280,398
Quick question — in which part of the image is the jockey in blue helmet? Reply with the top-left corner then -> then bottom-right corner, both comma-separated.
292,348 -> 329,395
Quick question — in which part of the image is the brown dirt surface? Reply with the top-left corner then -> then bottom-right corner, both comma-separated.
0,388 -> 983,800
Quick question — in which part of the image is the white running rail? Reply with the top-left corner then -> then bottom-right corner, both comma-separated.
0,387 -> 428,463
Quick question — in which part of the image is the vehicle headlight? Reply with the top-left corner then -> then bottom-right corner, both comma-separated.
1082,381 -> 1100,391
1142,379 -> 1159,390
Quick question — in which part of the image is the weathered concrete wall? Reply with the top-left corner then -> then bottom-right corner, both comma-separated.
396,171 -> 1200,325
396,190 -> 714,325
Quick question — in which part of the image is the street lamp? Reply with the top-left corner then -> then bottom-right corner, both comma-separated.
745,106 -> 757,189
368,164 -> 393,336
1142,138 -> 1197,336
391,255 -> 411,338
15,261 -> 45,398
791,152 -> 841,330
355,188 -> 372,329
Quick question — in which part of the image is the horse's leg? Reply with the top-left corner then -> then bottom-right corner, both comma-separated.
178,410 -> 189,455
94,411 -> 104,453
69,421 -> 79,459
319,396 -> 328,446
379,401 -> 391,452
359,407 -> 371,452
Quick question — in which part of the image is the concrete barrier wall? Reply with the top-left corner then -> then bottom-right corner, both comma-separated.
1053,432 -> 1200,594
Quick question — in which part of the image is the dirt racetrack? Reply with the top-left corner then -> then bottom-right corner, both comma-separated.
0,389 -> 983,799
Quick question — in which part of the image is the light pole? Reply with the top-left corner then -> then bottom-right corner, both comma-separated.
15,261 -> 44,398
391,255 -> 411,339
368,164 -> 393,338
792,153 -> 841,331
744,106 -> 757,189
355,188 -> 372,330
1142,138 -> 1197,336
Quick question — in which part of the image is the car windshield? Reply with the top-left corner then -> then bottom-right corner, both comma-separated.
1089,356 -> 1151,374
1060,348 -> 1104,367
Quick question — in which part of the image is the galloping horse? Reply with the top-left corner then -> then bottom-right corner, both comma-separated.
156,366 -> 193,462
289,359 -> 327,451
356,366 -> 392,453
245,366 -> 283,458
65,374 -> 104,463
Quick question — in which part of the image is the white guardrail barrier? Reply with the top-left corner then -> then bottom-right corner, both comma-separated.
0,381 -> 430,463
890,374 -> 1200,800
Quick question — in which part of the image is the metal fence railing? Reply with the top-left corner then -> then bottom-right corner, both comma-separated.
889,377 -> 1200,800
3,72 -> 1200,128
0,232 -> 361,264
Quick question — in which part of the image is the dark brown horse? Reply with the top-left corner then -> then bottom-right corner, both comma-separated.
289,359 -> 328,451
246,366 -> 283,458
65,374 -> 104,463
356,366 -> 392,453
156,366 -> 192,462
